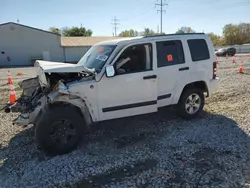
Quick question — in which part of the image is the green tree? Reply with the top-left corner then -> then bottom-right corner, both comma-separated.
119,29 -> 139,37
62,26 -> 93,36
49,27 -> 61,35
176,26 -> 195,34
143,28 -> 156,36
223,23 -> 250,45
207,32 -> 225,46
223,24 -> 238,45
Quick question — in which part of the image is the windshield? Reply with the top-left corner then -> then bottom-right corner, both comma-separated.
77,45 -> 116,73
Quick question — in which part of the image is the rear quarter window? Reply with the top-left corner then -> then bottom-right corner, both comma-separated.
188,39 -> 210,62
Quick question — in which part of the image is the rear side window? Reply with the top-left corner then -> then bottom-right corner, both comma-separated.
156,40 -> 185,67
188,39 -> 210,61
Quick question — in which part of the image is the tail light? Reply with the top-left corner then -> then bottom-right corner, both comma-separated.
213,61 -> 217,79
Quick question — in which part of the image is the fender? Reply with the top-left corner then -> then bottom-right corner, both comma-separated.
50,94 -> 94,127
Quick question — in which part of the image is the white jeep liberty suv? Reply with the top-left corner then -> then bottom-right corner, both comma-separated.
4,33 -> 219,155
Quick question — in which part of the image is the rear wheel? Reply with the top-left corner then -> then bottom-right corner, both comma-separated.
35,105 -> 85,155
177,88 -> 205,120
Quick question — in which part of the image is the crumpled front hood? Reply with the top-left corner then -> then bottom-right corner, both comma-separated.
34,60 -> 84,73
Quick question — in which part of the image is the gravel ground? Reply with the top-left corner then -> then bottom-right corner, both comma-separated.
1,56 -> 250,188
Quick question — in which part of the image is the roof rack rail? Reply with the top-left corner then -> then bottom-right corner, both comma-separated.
143,33 -> 205,38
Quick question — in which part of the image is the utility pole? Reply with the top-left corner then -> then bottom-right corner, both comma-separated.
111,16 -> 119,37
155,0 -> 168,34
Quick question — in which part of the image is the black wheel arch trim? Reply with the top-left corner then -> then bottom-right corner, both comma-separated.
102,93 -> 172,112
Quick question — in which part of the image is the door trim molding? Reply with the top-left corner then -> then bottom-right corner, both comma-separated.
157,94 -> 171,100
102,100 -> 157,112
102,93 -> 172,112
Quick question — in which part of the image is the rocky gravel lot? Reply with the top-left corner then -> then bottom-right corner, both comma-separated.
1,56 -> 250,188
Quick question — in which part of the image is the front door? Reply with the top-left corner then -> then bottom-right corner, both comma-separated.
97,43 -> 158,121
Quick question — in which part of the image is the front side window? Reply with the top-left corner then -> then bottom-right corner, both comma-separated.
114,44 -> 152,75
78,45 -> 116,73
188,39 -> 210,61
156,40 -> 185,67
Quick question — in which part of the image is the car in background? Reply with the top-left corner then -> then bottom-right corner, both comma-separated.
215,47 -> 236,57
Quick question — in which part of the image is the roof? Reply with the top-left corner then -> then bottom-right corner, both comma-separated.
0,22 -> 60,36
143,32 -> 205,38
61,37 -> 125,47
97,37 -> 143,46
96,33 -> 208,46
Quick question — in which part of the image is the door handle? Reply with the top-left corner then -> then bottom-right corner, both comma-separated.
179,67 -> 189,71
143,75 -> 157,80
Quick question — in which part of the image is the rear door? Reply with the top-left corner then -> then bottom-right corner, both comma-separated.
155,39 -> 190,107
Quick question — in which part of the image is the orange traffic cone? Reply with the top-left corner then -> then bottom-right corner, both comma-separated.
238,62 -> 244,74
16,72 -> 23,76
7,70 -> 13,84
232,56 -> 236,63
9,83 -> 17,104
216,56 -> 219,64
226,54 -> 228,59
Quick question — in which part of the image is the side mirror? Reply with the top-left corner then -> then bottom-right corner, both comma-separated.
105,65 -> 115,77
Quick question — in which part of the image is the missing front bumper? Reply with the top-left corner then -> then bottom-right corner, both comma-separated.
13,113 -> 30,126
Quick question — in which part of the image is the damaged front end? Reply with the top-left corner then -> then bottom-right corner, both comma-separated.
4,77 -> 46,126
4,61 -> 95,127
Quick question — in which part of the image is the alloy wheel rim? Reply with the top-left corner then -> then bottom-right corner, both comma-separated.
50,119 -> 76,145
185,93 -> 201,114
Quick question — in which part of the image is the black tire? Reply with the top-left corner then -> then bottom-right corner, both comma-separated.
35,105 -> 85,155
177,88 -> 205,120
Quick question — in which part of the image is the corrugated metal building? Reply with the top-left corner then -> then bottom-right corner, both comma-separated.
61,37 -> 123,63
0,22 -> 123,67
0,22 -> 64,67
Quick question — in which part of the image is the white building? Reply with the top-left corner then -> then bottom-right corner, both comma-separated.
0,22 -> 64,67
0,22 -> 123,67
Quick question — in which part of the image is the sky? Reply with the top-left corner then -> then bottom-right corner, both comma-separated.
0,0 -> 250,36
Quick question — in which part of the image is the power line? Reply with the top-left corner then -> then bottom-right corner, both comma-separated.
111,16 -> 119,37
155,0 -> 168,34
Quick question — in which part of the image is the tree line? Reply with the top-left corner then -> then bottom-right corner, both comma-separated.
49,26 -> 158,37
49,22 -> 250,46
49,27 -> 92,37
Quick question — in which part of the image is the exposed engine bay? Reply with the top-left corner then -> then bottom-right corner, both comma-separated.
4,61 -> 95,127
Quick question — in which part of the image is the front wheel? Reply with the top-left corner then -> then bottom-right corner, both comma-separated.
177,88 -> 205,120
35,105 -> 85,155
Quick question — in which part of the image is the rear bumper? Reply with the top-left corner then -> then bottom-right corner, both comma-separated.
208,77 -> 219,95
